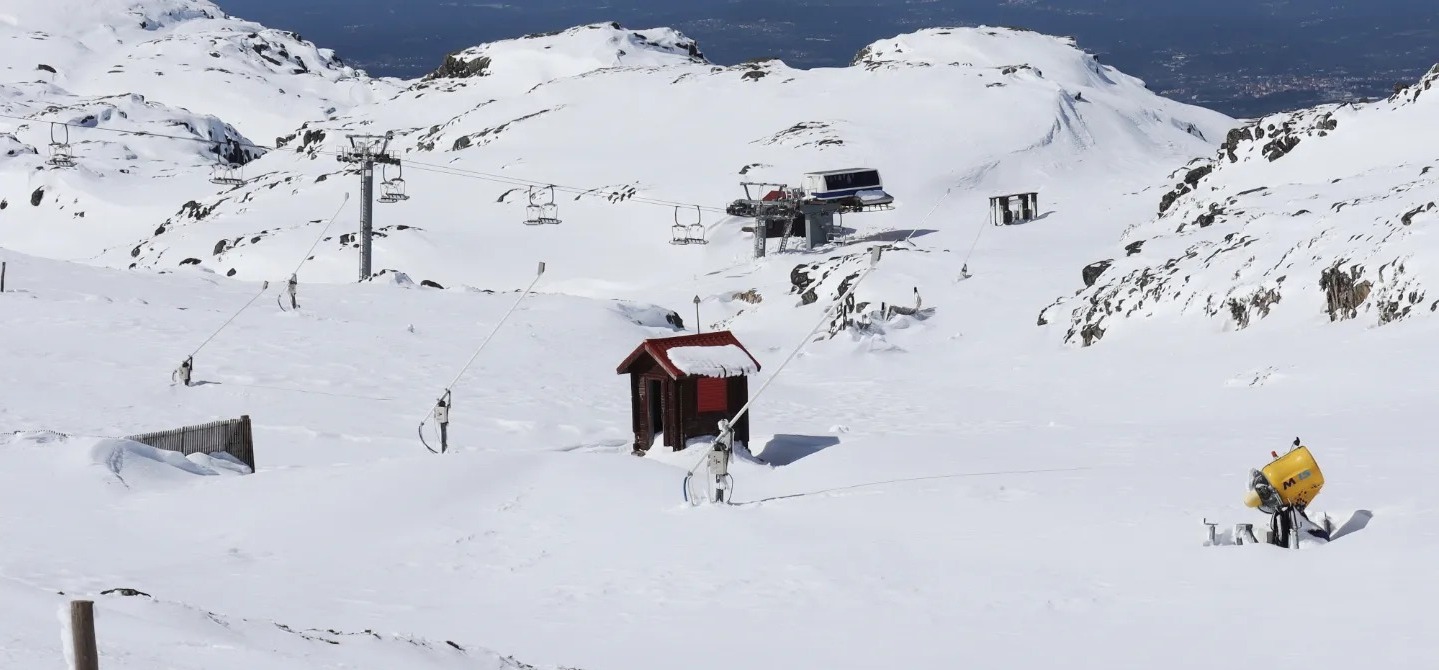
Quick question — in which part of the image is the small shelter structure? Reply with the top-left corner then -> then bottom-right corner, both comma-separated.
990,192 -> 1040,226
616,331 -> 761,454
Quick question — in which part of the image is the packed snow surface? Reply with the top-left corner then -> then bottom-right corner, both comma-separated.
665,344 -> 760,377
2,3 -> 1436,669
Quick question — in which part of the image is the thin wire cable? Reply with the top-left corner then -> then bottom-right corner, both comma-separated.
738,467 -> 1093,505
286,192 -> 351,277
439,266 -> 546,394
213,381 -> 395,402
0,112 -> 732,215
685,251 -> 885,476
683,186 -> 956,476
398,160 -> 731,214
901,186 -> 954,247
186,194 -> 349,358
416,263 -> 548,450
960,210 -> 989,267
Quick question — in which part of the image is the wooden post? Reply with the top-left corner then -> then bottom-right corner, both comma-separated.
2,260 -> 7,292
70,599 -> 99,670
238,415 -> 255,470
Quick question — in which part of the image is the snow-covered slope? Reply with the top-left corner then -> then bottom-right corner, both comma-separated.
105,24 -> 1228,307
1040,65 -> 1439,346
13,6 -> 1438,670
0,85 -> 261,259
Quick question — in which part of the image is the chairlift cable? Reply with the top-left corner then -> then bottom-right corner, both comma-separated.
0,112 -> 745,218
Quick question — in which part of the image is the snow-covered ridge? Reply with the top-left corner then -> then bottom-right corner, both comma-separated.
853,27 -> 1126,90
107,22 -> 1228,289
0,0 -> 396,142
424,22 -> 706,82
1039,64 -> 1439,346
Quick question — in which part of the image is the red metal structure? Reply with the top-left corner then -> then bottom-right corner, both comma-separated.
616,331 -> 760,454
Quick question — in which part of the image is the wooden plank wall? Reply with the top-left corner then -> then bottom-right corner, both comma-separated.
125,415 -> 256,471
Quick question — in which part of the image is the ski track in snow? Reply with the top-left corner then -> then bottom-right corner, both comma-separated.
2,2 -> 1437,669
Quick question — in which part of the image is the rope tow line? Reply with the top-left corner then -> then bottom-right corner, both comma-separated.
418,261 -> 547,454
172,193 -> 350,387
682,184 -> 959,505
684,244 -> 887,506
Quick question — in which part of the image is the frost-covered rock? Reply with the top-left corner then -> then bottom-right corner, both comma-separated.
1041,65 -> 1439,345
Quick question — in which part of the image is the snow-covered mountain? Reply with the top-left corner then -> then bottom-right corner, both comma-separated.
1,0 -> 394,140
0,0 -> 399,259
6,2 -> 1438,669
1040,64 -> 1439,346
105,24 -> 1228,301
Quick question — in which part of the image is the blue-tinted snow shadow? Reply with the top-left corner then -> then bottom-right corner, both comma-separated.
851,229 -> 937,244
753,434 -> 840,466
999,210 -> 1057,226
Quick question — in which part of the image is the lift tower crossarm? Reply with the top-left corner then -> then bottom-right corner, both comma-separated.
337,132 -> 400,281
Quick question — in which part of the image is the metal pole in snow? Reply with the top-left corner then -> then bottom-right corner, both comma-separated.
359,156 -> 374,280
1,261 -> 6,292
693,295 -> 702,334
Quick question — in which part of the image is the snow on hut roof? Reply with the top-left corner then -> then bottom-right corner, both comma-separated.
615,331 -> 761,379
665,344 -> 758,378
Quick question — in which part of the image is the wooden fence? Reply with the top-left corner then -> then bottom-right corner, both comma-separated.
126,415 -> 255,471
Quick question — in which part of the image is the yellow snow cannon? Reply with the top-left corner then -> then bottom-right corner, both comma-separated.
1244,438 -> 1328,548
1244,441 -> 1324,512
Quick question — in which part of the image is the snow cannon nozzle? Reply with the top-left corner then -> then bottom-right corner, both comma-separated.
1246,445 -> 1324,512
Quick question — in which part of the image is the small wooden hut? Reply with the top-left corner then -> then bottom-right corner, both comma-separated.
615,331 -> 761,454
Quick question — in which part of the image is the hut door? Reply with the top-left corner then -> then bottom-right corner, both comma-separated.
646,378 -> 664,444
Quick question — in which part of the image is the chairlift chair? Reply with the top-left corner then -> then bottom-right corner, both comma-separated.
523,186 -> 545,225
670,219 -> 691,245
524,185 -> 561,225
669,205 -> 707,245
209,160 -> 244,186
48,122 -> 76,168
378,163 -> 409,203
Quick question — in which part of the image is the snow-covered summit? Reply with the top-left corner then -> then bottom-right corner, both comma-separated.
1039,64 -> 1439,346
0,0 -> 397,141
418,22 -> 706,96
853,26 -> 1127,91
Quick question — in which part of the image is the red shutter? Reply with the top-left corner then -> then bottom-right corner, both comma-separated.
697,377 -> 729,413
